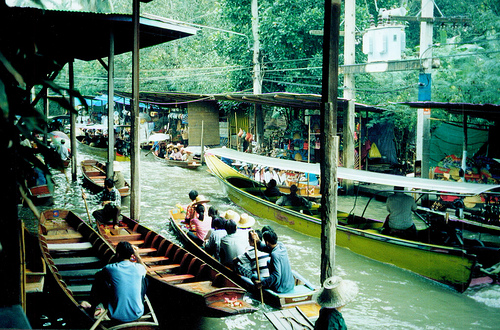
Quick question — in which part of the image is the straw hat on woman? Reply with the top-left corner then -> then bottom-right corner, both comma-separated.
236,213 -> 255,229
314,276 -> 358,330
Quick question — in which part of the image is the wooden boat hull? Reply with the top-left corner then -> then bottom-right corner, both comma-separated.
169,209 -> 320,312
205,154 -> 479,292
97,215 -> 257,316
151,151 -> 201,169
81,159 -> 130,198
77,136 -> 130,161
38,209 -> 158,329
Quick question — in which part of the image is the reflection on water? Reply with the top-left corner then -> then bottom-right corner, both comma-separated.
23,146 -> 500,329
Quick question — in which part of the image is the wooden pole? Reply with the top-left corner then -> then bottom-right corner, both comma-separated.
253,235 -> 264,304
130,0 -> 141,220
320,0 -> 341,283
201,120 -> 205,165
107,28 -> 115,179
343,0 -> 356,194
69,60 -> 78,181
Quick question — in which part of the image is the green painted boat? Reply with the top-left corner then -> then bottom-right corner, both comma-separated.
205,151 -> 500,292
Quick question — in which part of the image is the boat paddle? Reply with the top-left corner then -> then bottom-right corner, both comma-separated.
252,231 -> 264,304
82,190 -> 95,228
89,308 -> 108,330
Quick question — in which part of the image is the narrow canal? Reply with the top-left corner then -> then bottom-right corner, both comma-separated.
21,146 -> 500,329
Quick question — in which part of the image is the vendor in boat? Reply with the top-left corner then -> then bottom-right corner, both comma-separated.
234,229 -> 270,279
81,241 -> 148,323
157,143 -> 167,158
382,186 -> 418,240
264,179 -> 282,198
84,178 -> 121,227
187,202 -> 212,246
251,228 -> 294,293
314,276 -> 358,330
170,147 -> 183,160
276,184 -> 312,208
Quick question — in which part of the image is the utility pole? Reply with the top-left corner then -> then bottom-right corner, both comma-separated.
252,0 -> 264,148
343,0 -> 356,194
320,0 -> 341,283
416,0 -> 433,179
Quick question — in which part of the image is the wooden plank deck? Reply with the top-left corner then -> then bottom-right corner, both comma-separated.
264,307 -> 314,330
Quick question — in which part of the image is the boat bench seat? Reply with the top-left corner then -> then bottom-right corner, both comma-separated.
155,274 -> 195,283
58,268 -> 101,278
53,256 -> 101,268
48,242 -> 92,251
142,256 -> 169,264
91,176 -> 106,179
137,247 -> 157,255
67,284 -> 92,294
147,264 -> 180,273
106,233 -> 142,242
175,281 -> 215,294
111,240 -> 145,246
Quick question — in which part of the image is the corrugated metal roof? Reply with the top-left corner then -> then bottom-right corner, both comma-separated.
116,91 -> 387,113
399,101 -> 500,120
0,6 -> 197,63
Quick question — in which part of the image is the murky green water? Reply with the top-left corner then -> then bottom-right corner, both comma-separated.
22,145 -> 500,329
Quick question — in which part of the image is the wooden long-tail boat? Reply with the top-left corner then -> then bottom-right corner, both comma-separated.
205,149 -> 500,292
96,215 -> 257,316
81,159 -> 130,198
151,149 -> 201,170
76,135 -> 130,162
38,209 -> 159,329
168,209 -> 320,315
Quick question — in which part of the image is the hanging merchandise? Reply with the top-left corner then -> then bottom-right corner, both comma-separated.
369,142 -> 382,158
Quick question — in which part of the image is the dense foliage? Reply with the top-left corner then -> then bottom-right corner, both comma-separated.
50,0 -> 500,163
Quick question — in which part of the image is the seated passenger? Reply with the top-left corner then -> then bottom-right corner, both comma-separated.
234,230 -> 270,279
183,190 -> 198,225
276,184 -> 312,208
264,179 -> 282,198
187,203 -> 212,246
203,217 -> 227,261
170,147 -> 183,160
220,220 -> 247,267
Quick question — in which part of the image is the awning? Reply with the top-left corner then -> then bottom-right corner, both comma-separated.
207,148 -> 500,195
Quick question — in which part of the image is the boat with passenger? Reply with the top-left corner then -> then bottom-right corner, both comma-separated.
38,209 -> 159,329
168,207 -> 320,315
204,148 -> 500,292
95,214 -> 257,316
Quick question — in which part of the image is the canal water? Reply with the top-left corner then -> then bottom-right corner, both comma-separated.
23,146 -> 500,329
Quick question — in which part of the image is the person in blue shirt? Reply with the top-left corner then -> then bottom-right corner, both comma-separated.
251,229 -> 294,293
85,241 -> 148,323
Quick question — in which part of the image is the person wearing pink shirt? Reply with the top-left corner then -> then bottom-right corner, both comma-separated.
187,203 -> 212,246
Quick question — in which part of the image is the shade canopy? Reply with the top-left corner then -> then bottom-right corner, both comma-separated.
207,148 -> 500,195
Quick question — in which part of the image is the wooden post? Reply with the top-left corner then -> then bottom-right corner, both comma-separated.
201,120 -> 205,165
130,0 -> 141,220
462,114 -> 468,178
343,0 -> 356,194
320,0 -> 341,283
69,60 -> 78,181
107,28 -> 115,179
